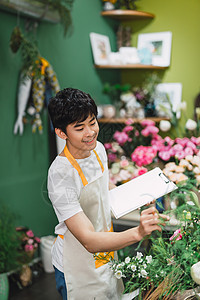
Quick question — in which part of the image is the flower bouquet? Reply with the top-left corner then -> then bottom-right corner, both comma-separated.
105,194 -> 200,299
16,227 -> 40,263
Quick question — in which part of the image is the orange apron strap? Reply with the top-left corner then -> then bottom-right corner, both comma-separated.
64,146 -> 104,186
93,150 -> 104,173
94,224 -> 114,269
64,145 -> 88,186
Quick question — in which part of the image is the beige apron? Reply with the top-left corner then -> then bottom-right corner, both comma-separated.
63,145 -> 123,300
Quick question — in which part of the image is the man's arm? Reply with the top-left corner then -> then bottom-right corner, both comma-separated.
65,207 -> 169,254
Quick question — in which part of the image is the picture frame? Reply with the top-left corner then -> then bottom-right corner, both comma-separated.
137,31 -> 172,67
155,83 -> 182,118
90,33 -> 111,65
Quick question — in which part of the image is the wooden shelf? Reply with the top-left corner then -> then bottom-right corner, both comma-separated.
95,64 -> 168,70
98,117 -> 170,124
101,10 -> 155,21
0,0 -> 60,23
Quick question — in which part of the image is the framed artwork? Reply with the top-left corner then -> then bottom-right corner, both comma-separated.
156,83 -> 182,118
90,33 -> 111,65
137,31 -> 172,67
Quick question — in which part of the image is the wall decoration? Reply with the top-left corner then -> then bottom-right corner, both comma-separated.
119,47 -> 140,64
137,31 -> 172,67
116,25 -> 132,50
13,57 -> 60,135
155,83 -> 182,118
90,33 -> 111,65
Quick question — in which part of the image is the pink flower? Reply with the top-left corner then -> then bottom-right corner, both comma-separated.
34,243 -> 38,248
169,228 -> 182,241
25,244 -> 34,252
125,119 -> 134,125
184,147 -> 194,156
135,130 -> 139,137
131,146 -> 157,166
191,136 -> 199,145
172,144 -> 184,152
186,141 -> 197,151
27,239 -> 34,245
113,131 -> 129,145
138,167 -> 148,176
175,234 -> 183,241
104,143 -> 112,150
175,137 -> 189,147
140,120 -> 155,127
26,230 -> 34,237
123,125 -> 133,133
141,126 -> 159,137
120,159 -> 129,168
108,153 -> 117,162
164,136 -> 174,147
175,150 -> 185,160
158,151 -> 171,161
34,237 -> 40,243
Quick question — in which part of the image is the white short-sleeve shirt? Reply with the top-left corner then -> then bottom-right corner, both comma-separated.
47,141 -> 108,272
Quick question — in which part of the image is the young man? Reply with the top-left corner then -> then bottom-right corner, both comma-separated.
47,88 -> 169,300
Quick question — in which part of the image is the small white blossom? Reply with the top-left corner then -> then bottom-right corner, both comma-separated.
143,263 -> 147,269
125,256 -> 131,264
115,270 -> 123,279
146,255 -> 152,264
160,270 -> 165,276
131,265 -> 137,272
185,119 -> 197,131
141,269 -> 148,278
136,252 -> 143,260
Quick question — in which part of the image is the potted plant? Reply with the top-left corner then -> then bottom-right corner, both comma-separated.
0,201 -> 22,300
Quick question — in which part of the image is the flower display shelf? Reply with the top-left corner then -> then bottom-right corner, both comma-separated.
101,10 -> 155,21
0,0 -> 60,23
94,64 -> 167,69
98,117 -> 170,123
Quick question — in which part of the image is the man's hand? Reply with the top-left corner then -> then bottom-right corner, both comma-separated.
138,206 -> 169,239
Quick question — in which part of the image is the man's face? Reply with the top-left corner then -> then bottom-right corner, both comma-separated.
65,114 -> 99,159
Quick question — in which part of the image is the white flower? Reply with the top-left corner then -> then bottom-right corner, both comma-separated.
125,256 -> 131,264
114,270 -> 123,279
160,270 -> 165,276
120,92 -> 136,104
141,269 -> 148,278
116,262 -> 124,269
131,264 -> 137,272
143,263 -> 147,269
159,120 -> 171,132
191,262 -> 200,284
146,255 -> 152,264
136,252 -> 143,260
179,101 -> 187,111
185,119 -> 197,131
193,166 -> 200,174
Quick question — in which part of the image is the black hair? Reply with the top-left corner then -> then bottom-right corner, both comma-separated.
48,88 -> 98,133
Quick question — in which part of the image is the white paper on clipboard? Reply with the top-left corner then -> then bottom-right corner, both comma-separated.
109,167 -> 178,219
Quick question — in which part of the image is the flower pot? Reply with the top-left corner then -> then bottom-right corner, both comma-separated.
0,273 -> 9,300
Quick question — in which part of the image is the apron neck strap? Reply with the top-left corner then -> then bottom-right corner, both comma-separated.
63,145 -> 104,187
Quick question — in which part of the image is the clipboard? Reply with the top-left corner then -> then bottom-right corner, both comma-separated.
109,167 -> 178,219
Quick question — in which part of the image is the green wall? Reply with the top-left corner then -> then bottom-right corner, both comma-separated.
0,0 -> 119,237
121,0 -> 200,118
0,0 -> 200,237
